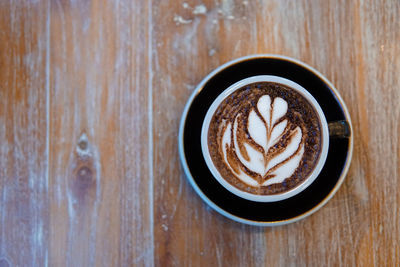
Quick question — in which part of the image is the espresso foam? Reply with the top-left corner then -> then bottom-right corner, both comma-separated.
208,82 -> 322,195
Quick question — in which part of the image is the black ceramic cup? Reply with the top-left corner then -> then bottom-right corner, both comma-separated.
178,55 -> 353,226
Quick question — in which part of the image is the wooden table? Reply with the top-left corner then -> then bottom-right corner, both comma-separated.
1,0 -> 399,266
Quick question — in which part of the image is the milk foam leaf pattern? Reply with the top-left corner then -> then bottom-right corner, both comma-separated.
248,109 -> 267,150
221,121 -> 259,186
220,95 -> 304,186
236,116 -> 265,174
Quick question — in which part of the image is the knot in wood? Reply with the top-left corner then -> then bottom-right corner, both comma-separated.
78,139 -> 88,151
76,133 -> 92,158
76,166 -> 93,184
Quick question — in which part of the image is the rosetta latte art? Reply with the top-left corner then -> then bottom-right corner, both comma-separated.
208,82 -> 322,195
221,95 -> 304,187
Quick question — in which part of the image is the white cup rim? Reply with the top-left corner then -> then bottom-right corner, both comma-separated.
201,75 -> 329,202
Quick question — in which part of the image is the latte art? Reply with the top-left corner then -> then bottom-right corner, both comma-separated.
207,82 -> 322,195
221,95 -> 304,186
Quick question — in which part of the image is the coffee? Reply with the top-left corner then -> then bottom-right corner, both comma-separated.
207,82 -> 322,195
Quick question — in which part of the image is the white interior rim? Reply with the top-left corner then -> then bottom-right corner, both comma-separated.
200,75 -> 329,202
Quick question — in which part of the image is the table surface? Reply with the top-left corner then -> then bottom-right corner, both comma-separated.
1,0 -> 399,266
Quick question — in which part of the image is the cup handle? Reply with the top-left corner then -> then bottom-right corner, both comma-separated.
328,120 -> 351,138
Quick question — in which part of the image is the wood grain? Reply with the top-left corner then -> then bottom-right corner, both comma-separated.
48,0 -> 152,266
0,1 -> 49,266
0,0 -> 399,266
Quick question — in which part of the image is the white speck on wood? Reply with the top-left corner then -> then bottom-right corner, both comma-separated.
208,49 -> 216,56
183,19 -> 200,53
161,224 -> 168,231
234,40 -> 242,53
193,5 -> 207,15
221,0 -> 234,17
173,15 -> 192,25
184,84 -> 195,90
352,164 -> 370,202
216,246 -> 223,266
182,2 -> 189,9
169,179 -> 183,220
67,192 -> 76,222
92,146 -> 102,206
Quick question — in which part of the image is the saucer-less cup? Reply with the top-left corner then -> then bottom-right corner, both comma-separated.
201,75 -> 348,202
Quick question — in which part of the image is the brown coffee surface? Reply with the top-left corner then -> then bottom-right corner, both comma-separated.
208,82 -> 322,195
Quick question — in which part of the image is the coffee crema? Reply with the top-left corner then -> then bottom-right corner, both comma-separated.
207,82 -> 322,195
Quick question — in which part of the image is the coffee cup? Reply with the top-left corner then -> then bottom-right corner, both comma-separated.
201,75 -> 348,202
